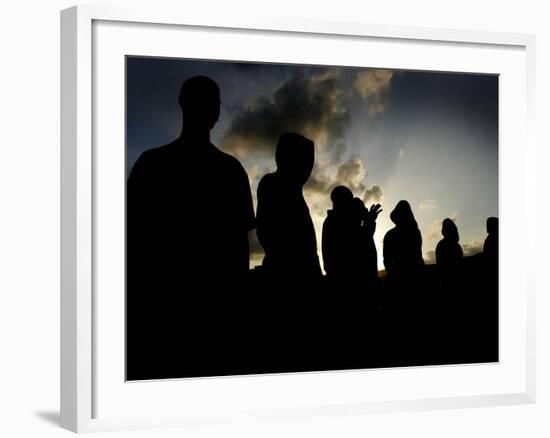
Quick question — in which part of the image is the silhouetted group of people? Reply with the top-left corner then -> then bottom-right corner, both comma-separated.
126,76 -> 499,380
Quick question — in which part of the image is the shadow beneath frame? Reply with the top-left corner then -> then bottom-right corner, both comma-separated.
34,410 -> 60,427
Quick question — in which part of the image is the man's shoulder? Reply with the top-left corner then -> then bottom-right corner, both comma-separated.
323,210 -> 336,222
257,172 -> 278,191
259,172 -> 279,183
210,146 -> 247,173
130,141 -> 248,181
131,141 -> 178,170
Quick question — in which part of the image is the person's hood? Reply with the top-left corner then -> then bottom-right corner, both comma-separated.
390,200 -> 418,228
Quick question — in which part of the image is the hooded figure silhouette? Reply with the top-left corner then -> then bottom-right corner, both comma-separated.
435,218 -> 463,267
322,186 -> 354,281
383,200 -> 424,279
256,132 -> 321,280
254,133 -> 322,365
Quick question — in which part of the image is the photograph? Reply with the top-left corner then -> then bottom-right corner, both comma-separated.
125,56 -> 499,381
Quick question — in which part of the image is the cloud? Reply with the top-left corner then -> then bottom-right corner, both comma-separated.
426,220 -> 443,242
425,212 -> 459,241
248,230 -> 265,266
419,199 -> 438,211
303,164 -> 332,196
305,156 -> 371,198
221,69 -> 349,159
335,157 -> 367,192
246,165 -> 261,185
363,185 -> 383,204
462,238 -> 484,257
424,250 -> 436,265
353,69 -> 394,117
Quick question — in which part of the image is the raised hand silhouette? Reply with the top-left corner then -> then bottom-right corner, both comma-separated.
367,203 -> 383,220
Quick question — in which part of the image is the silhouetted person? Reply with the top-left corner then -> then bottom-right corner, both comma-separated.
256,133 -> 321,280
322,186 -> 354,280
484,217 -> 498,262
126,76 -> 255,379
255,133 -> 322,368
383,200 -> 424,293
435,218 -> 463,267
322,190 -> 381,284
324,193 -> 383,323
480,216 -> 499,360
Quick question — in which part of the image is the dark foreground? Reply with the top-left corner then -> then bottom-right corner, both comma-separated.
127,254 -> 497,380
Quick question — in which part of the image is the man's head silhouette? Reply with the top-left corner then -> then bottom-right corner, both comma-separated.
330,186 -> 353,211
275,133 -> 314,186
486,217 -> 498,235
178,76 -> 220,131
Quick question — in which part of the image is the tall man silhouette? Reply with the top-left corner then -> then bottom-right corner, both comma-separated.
126,76 -> 255,379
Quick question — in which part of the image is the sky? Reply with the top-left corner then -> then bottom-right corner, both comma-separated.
126,56 -> 499,271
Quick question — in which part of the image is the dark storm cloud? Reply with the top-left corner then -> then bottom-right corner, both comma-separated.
220,70 -> 349,159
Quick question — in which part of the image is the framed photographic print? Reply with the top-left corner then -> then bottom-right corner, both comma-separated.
61,4 -> 536,433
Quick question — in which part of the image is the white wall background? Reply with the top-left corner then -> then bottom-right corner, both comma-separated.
0,1 -> 547,436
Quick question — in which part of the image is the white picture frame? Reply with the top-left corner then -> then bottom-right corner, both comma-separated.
60,4 -> 536,433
